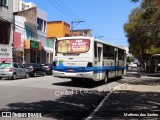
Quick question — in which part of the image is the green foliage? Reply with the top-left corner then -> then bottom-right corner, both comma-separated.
146,46 -> 160,54
124,0 -> 160,62
127,56 -> 135,62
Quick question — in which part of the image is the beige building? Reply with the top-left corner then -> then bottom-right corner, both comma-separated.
71,29 -> 92,37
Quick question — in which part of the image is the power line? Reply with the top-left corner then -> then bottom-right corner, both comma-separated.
46,0 -> 103,37
46,0 -> 76,21
54,0 -> 80,21
56,0 -> 83,21
0,14 -> 47,40
58,0 -> 103,36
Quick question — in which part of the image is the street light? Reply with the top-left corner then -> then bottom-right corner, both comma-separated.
71,20 -> 84,36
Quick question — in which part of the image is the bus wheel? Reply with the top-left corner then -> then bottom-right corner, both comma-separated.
71,78 -> 79,83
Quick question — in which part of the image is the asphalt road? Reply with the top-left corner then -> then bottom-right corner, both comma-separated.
0,72 -> 138,120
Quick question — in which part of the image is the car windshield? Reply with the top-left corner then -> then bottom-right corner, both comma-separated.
57,39 -> 90,54
0,63 -> 11,68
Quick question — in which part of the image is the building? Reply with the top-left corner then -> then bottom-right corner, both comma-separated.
13,0 -> 52,64
47,21 -> 70,38
47,21 -> 70,63
71,29 -> 92,37
0,0 -> 13,62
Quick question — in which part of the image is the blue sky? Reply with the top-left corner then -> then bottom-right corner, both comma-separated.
25,0 -> 141,46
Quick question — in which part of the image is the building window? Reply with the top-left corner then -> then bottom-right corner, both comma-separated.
43,21 -> 46,32
37,18 -> 43,31
0,0 -> 7,6
22,3 -> 25,10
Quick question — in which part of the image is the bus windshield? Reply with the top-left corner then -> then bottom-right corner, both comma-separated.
57,39 -> 90,53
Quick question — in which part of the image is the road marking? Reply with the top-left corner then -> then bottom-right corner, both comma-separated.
85,83 -> 126,120
85,77 -> 142,120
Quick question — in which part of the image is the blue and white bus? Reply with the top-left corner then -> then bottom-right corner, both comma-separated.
53,36 -> 126,83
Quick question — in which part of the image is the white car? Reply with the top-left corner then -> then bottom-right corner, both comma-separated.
130,63 -> 137,68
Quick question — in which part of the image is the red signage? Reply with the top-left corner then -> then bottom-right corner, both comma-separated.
13,32 -> 21,48
58,39 -> 90,53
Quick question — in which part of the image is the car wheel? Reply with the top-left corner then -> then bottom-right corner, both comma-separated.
33,72 -> 37,77
12,73 -> 17,80
25,73 -> 29,79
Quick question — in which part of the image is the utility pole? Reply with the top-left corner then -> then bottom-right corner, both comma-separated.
71,20 -> 84,36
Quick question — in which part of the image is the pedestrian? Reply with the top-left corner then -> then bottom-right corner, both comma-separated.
126,63 -> 129,71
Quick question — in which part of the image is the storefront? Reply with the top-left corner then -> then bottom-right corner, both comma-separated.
13,31 -> 23,63
43,46 -> 53,64
24,40 -> 42,64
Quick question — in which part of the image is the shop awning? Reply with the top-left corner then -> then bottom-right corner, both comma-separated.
44,46 -> 53,53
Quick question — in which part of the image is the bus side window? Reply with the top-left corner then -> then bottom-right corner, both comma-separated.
103,44 -> 106,58
94,42 -> 97,58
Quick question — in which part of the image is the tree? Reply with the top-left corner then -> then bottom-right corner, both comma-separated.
127,56 -> 135,63
124,0 -> 160,67
124,8 -> 150,65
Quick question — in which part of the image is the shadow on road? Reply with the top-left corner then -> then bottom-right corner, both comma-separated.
0,91 -> 106,120
52,77 -> 122,89
53,80 -> 103,89
119,78 -> 160,86
125,77 -> 160,86
94,90 -> 160,119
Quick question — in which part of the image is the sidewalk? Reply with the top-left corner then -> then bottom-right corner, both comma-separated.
89,75 -> 160,120
126,69 -> 160,78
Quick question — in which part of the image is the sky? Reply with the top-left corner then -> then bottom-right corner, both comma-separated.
25,0 -> 141,46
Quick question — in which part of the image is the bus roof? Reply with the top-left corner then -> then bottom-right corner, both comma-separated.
57,36 -> 126,51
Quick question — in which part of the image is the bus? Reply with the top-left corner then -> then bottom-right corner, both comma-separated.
52,36 -> 126,83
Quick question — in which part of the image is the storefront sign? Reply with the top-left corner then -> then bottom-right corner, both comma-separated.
47,38 -> 55,48
0,44 -> 12,62
30,40 -> 39,49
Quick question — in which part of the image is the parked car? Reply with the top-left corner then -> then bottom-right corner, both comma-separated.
41,63 -> 53,75
129,62 -> 137,68
23,63 -> 46,77
0,62 -> 29,80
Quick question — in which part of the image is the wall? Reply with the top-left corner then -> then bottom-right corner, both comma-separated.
47,21 -> 70,38
72,29 -> 92,37
14,16 -> 25,46
0,0 -> 13,21
63,22 -> 70,36
14,8 -> 38,40
37,8 -> 47,47
13,0 -> 37,12
0,0 -> 13,45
